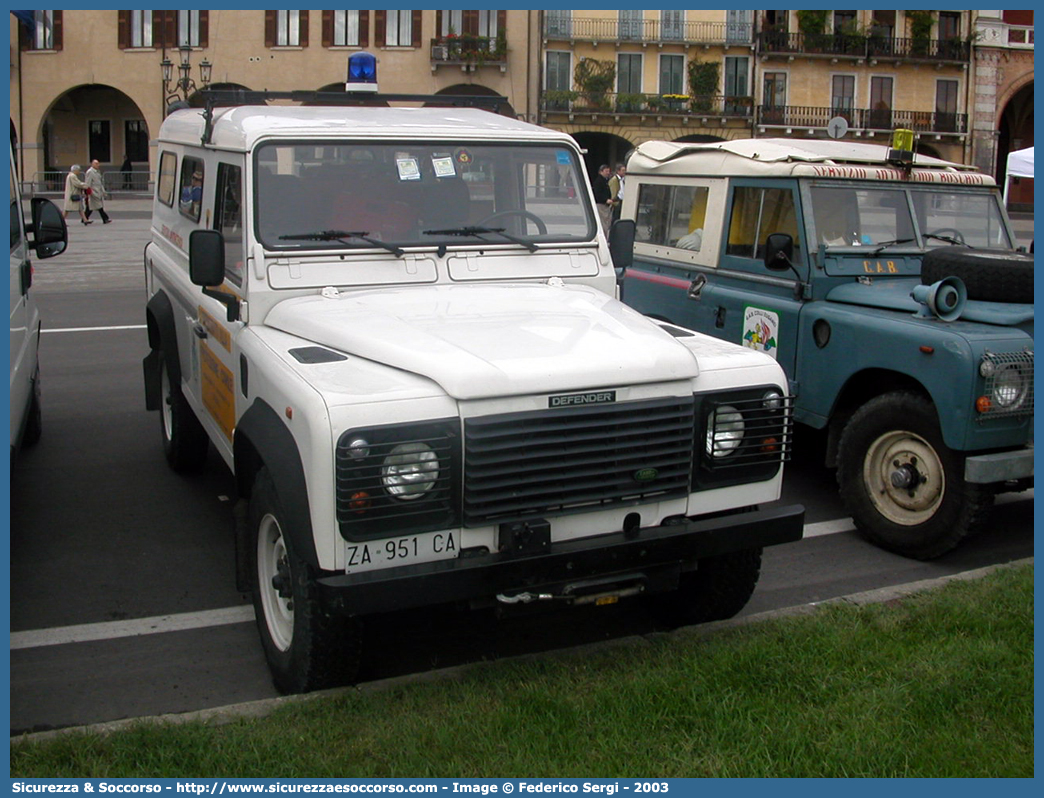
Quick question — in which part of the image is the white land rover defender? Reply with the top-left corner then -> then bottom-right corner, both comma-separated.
142,75 -> 804,692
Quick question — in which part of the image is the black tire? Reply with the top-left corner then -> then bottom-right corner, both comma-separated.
159,353 -> 209,472
648,549 -> 762,627
836,391 -> 993,560
249,467 -> 361,693
21,372 -> 42,448
921,246 -> 1033,304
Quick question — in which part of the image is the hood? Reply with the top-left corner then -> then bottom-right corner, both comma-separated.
265,283 -> 700,399
827,279 -> 1034,327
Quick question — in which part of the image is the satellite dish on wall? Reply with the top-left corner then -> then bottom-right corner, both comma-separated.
827,116 -> 849,139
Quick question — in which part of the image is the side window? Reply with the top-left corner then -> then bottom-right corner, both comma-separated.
179,156 -> 205,222
726,186 -> 801,261
214,163 -> 244,286
157,151 -> 178,207
636,184 -> 710,251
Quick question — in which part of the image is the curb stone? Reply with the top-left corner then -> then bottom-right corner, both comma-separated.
10,556 -> 1033,745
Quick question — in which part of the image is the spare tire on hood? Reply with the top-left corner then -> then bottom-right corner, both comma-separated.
921,246 -> 1033,304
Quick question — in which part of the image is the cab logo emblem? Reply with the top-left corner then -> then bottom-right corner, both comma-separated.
633,468 -> 659,483
549,391 -> 616,408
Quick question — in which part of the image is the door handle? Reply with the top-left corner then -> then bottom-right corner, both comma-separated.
192,322 -> 208,340
687,273 -> 707,300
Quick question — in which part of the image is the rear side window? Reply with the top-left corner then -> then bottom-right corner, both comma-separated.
157,151 -> 177,207
636,183 -> 710,251
179,156 -> 205,222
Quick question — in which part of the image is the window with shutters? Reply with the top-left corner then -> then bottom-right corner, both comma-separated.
129,10 -> 152,48
385,10 -> 413,47
21,10 -> 61,51
332,10 -> 361,46
178,10 -> 201,47
269,10 -> 309,47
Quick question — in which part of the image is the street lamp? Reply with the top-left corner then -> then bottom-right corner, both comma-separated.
161,45 -> 212,114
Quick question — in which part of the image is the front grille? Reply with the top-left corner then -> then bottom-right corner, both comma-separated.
463,397 -> 695,526
979,351 -> 1034,421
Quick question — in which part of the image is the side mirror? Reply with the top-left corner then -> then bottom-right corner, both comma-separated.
190,229 -> 240,322
189,229 -> 225,287
29,198 -> 68,259
608,218 -> 636,278
764,233 -> 793,271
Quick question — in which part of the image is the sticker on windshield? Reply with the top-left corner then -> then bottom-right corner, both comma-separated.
396,158 -> 421,181
742,306 -> 779,359
432,156 -> 456,178
555,150 -> 571,165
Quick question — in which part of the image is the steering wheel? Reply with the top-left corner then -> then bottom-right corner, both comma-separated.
477,209 -> 548,235
924,228 -> 965,245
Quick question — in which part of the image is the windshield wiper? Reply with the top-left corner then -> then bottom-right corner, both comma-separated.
923,232 -> 972,248
869,237 -> 916,256
279,230 -> 404,256
422,226 -> 538,252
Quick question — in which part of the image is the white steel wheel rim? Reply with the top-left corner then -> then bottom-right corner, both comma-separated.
160,363 -> 174,442
257,513 -> 294,652
862,429 -> 945,526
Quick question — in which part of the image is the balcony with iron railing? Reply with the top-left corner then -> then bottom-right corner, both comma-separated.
541,91 -> 755,120
544,17 -> 753,47
757,105 -> 968,135
430,34 -> 507,71
757,30 -> 971,62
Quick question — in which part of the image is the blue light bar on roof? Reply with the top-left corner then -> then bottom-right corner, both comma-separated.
346,52 -> 378,93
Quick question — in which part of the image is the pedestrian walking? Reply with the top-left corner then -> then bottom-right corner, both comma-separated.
84,159 -> 111,224
592,163 -> 613,231
63,164 -> 90,225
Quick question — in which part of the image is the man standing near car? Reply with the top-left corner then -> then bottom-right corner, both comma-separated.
592,163 -> 613,232
84,159 -> 111,224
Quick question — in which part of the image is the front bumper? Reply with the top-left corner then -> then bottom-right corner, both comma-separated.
318,503 -> 805,616
964,446 -> 1034,483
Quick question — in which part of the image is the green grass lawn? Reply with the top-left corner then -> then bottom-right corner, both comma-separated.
11,563 -> 1033,778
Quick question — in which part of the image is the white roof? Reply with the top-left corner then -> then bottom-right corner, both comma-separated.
158,105 -> 574,151
628,137 -> 992,184
1007,146 -> 1033,178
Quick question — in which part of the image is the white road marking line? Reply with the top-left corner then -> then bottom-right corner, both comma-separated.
10,606 -> 256,650
802,517 -> 855,538
43,325 -> 147,333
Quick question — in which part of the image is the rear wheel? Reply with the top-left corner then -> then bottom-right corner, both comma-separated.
159,354 -> 209,472
836,391 -> 992,559
250,467 -> 361,693
648,549 -> 762,627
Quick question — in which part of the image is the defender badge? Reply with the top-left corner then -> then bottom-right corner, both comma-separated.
549,390 -> 617,408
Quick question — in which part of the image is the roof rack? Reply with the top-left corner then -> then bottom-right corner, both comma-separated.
195,88 -> 510,146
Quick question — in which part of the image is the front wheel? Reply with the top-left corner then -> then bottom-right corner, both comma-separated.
836,391 -> 992,560
647,549 -> 762,627
249,467 -> 361,693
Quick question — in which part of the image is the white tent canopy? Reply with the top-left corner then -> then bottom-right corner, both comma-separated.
1003,146 -> 1033,205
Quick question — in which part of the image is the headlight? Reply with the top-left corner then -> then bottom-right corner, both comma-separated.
381,442 -> 440,500
992,364 -> 1028,409
706,405 -> 745,458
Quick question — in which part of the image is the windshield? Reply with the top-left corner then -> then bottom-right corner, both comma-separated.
254,141 -> 594,250
808,185 -> 1013,250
